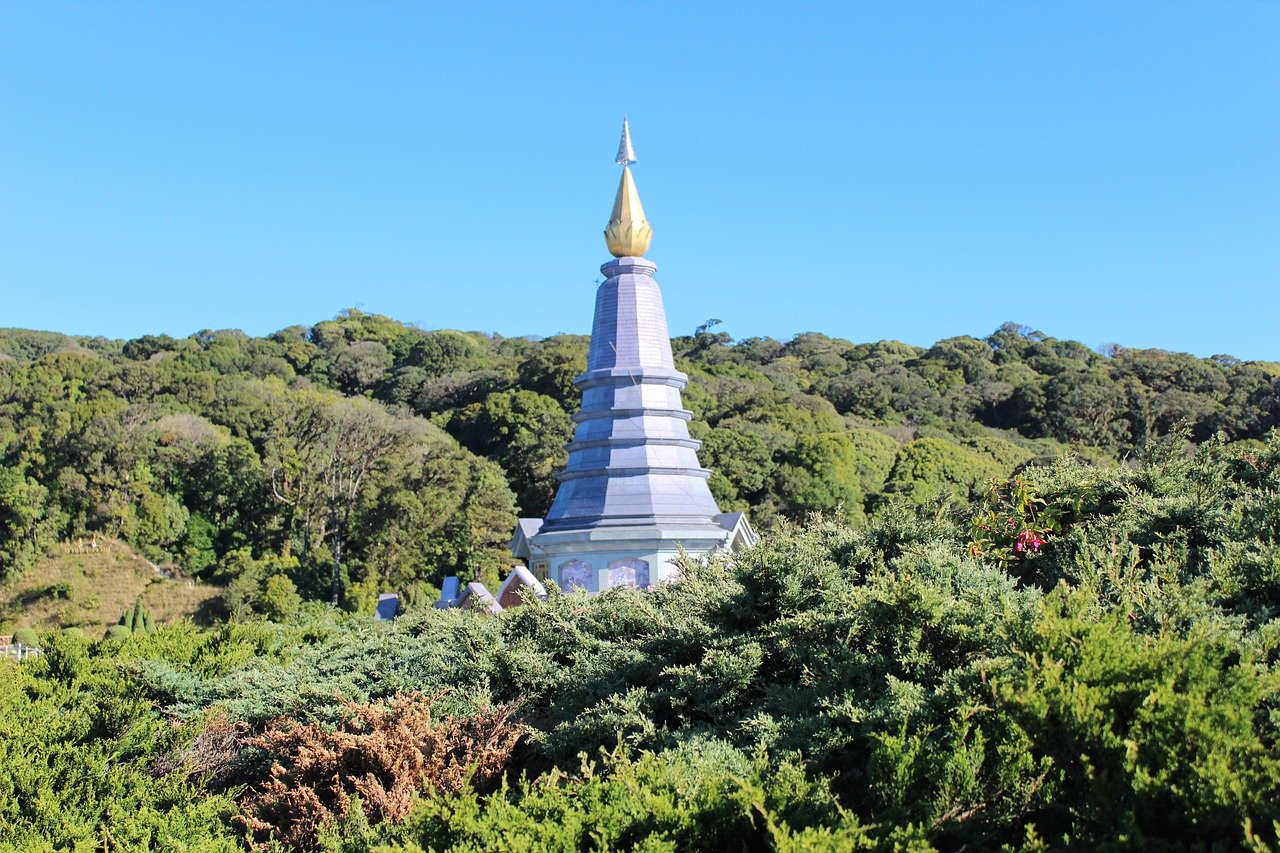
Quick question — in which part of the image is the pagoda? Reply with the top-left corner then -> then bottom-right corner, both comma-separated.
509,120 -> 755,592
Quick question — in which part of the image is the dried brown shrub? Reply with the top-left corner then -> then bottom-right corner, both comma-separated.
148,711 -> 250,788
238,690 -> 523,850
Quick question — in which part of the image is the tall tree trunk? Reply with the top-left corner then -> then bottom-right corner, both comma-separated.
280,502 -> 296,559
331,530 -> 343,607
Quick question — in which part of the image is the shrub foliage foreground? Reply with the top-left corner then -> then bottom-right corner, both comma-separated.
1,434 -> 1278,850
240,691 -> 523,849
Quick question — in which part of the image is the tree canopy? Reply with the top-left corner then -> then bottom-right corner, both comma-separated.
1,315 -> 1275,608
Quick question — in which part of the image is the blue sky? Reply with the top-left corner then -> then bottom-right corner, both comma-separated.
2,1 -> 1277,359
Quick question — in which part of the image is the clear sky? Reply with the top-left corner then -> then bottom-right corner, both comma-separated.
2,1 -> 1277,360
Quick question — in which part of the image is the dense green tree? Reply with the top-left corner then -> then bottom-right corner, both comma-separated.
313,397 -> 416,605
773,432 -> 866,522
0,317 -> 1276,617
514,335 -> 588,407
1040,367 -> 1132,448
881,437 -> 1004,504
267,324 -> 319,372
827,365 -> 944,421
783,331 -> 854,377
260,573 -> 303,622
445,389 -> 574,516
121,333 -> 181,361
402,329 -> 496,378
921,335 -> 997,384
845,424 -> 900,496
0,464 -> 56,579
329,339 -> 392,394
355,422 -> 519,594
694,424 -> 776,509
259,385 -> 332,559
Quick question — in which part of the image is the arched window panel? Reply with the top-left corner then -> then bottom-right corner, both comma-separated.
607,558 -> 650,590
558,560 -> 594,592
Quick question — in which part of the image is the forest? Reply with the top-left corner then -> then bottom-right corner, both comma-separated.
2,313 -> 1279,850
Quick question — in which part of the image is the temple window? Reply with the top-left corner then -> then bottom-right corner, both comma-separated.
558,560 -> 594,592
607,558 -> 650,589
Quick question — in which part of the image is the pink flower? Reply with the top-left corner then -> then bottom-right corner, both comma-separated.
1015,530 -> 1045,554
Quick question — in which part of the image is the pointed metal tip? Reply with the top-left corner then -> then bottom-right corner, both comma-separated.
615,117 -> 637,167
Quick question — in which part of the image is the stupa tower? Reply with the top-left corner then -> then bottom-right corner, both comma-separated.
510,120 -> 755,591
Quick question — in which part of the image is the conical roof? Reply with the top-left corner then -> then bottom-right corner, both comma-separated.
538,256 -> 724,533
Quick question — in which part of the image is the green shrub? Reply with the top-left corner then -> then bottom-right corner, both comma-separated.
260,574 -> 302,622
2,429 -> 1275,850
117,597 -> 153,635
992,585 -> 1280,846
104,624 -> 132,642
0,626 -> 241,850
398,742 -> 871,852
11,627 -> 39,647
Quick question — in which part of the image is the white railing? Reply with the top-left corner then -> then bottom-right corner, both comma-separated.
0,643 -> 41,661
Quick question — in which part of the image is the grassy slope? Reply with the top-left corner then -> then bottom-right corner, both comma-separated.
0,539 -> 221,639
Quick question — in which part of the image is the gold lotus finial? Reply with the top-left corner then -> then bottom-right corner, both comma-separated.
604,118 -> 651,257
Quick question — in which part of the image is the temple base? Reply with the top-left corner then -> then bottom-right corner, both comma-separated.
512,513 -> 755,592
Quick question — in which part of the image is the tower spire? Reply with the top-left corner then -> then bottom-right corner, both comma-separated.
615,117 -> 637,166
604,118 -> 652,257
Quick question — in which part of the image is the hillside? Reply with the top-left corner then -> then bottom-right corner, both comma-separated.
1,315 -> 1277,618
0,537 -> 221,638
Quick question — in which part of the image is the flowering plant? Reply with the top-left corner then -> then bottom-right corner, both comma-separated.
968,475 -> 1056,564
1014,528 -> 1044,553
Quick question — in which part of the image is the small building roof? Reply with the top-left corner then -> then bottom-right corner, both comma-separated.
510,518 -> 545,559
714,512 -> 759,550
496,565 -> 548,608
458,581 -> 503,615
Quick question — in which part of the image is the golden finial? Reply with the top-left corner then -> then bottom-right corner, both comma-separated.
604,119 -> 652,257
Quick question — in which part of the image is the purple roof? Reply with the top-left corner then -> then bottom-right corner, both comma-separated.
536,257 -> 725,537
